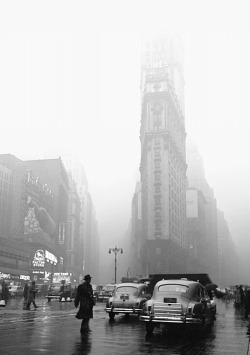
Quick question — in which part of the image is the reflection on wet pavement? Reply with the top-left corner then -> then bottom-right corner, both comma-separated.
0,298 -> 250,354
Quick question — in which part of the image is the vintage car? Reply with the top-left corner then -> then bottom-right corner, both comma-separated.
99,284 -> 116,302
140,278 -> 216,335
46,283 -> 76,302
92,285 -> 103,302
106,282 -> 151,320
8,285 -> 24,298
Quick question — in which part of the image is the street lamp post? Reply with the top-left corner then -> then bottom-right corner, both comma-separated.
108,246 -> 123,284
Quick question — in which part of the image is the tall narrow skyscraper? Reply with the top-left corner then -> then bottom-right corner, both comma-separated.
140,35 -> 187,275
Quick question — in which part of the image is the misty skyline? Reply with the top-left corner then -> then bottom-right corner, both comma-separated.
1,1 -> 250,282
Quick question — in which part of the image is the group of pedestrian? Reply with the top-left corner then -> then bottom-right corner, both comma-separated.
2,275 -> 94,334
233,285 -> 250,319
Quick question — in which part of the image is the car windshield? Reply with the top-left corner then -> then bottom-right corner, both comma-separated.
158,284 -> 189,293
116,286 -> 138,295
104,286 -> 115,292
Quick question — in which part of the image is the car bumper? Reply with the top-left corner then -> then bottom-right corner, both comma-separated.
139,314 -> 203,324
106,307 -> 142,314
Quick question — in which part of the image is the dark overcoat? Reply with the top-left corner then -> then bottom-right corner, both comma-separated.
74,282 -> 94,320
28,284 -> 37,302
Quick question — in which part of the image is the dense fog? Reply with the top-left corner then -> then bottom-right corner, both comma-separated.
0,1 -> 249,284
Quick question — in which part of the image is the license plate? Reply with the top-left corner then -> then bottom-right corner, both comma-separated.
164,298 -> 177,303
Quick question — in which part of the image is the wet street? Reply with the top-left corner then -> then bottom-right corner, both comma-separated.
1,298 -> 250,354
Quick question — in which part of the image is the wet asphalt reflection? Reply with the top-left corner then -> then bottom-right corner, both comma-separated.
0,298 -> 250,354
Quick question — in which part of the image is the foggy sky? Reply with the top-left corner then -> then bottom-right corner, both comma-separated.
1,1 -> 250,283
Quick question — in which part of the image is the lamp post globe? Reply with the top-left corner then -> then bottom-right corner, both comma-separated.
108,246 -> 123,284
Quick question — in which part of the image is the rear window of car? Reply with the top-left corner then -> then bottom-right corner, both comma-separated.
116,286 -> 138,295
158,284 -> 189,293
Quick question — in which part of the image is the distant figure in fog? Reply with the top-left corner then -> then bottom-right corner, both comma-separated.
23,282 -> 29,302
244,288 -> 250,319
1,280 -> 10,305
26,281 -> 38,310
235,285 -> 242,309
74,274 -> 95,334
239,285 -> 245,308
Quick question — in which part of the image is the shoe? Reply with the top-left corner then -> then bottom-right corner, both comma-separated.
26,308 -> 31,310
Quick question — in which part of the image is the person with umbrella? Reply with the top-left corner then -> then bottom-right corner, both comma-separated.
205,283 -> 218,300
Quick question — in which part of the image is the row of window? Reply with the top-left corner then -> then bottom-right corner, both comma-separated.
0,170 -> 13,181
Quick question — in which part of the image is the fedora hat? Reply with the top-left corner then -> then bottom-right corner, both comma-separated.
84,274 -> 92,280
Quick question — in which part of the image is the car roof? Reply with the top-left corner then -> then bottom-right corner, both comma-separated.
116,283 -> 147,288
148,273 -> 212,287
9,285 -> 23,289
154,279 -> 201,291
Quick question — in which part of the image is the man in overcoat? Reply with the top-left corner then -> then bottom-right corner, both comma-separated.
26,281 -> 38,310
74,274 -> 95,333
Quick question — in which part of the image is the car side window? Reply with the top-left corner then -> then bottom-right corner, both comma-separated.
195,287 -> 202,300
203,288 -> 209,299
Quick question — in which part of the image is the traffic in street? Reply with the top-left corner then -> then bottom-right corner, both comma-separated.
1,297 -> 250,354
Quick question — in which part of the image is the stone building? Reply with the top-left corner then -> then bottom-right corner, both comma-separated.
139,35 -> 187,275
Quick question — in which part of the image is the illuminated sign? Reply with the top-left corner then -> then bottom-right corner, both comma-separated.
0,273 -> 20,280
32,249 -> 45,267
146,60 -> 168,69
45,250 -> 57,265
20,275 -> 30,281
44,271 -> 50,280
53,273 -> 70,283
0,272 -> 11,279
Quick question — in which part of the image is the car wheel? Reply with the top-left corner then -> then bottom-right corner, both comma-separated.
109,312 -> 115,321
146,322 -> 155,335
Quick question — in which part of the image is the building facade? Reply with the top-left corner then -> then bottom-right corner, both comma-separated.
186,188 -> 207,273
217,209 -> 239,287
67,173 -> 83,284
140,35 -> 187,275
0,159 -> 14,239
186,141 -> 219,283
0,154 -> 76,284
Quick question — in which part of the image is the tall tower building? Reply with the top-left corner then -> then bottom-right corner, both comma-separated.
140,35 -> 187,275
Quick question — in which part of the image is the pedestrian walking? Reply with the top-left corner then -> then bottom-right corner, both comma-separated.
235,285 -> 242,309
74,274 -> 95,334
23,282 -> 29,309
26,281 -> 38,310
2,279 -> 10,305
239,285 -> 245,308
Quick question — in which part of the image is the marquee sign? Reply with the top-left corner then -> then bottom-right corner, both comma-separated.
32,249 -> 45,267
45,250 -> 57,265
32,249 -> 58,268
